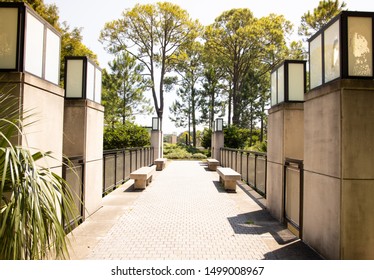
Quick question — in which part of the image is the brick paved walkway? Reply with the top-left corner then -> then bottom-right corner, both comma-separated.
67,160 -> 321,260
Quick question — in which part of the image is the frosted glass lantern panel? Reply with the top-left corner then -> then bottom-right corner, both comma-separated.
348,17 -> 373,77
94,68 -> 102,103
44,29 -> 60,84
216,119 -> 223,131
324,20 -> 340,83
310,34 -> 323,89
277,65 -> 284,103
0,8 -> 18,69
86,61 -> 95,101
25,11 -> 44,78
271,71 -> 277,106
152,118 -> 159,130
66,60 -> 83,98
288,63 -> 304,101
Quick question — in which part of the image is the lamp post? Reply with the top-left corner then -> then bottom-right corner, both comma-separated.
0,2 -> 60,85
212,118 -> 224,163
150,117 -> 162,160
267,59 -> 306,227
64,56 -> 102,104
309,11 -> 374,90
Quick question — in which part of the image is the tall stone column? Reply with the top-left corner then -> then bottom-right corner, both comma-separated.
151,130 -> 163,160
266,60 -> 306,227
63,56 -> 104,219
63,99 -> 104,218
303,11 -> 374,259
211,131 -> 224,163
266,103 -> 304,221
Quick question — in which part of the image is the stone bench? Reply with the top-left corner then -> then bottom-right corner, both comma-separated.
207,158 -> 220,171
216,167 -> 241,192
154,158 -> 167,171
130,165 -> 156,190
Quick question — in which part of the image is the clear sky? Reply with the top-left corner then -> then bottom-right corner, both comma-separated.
44,0 -> 374,134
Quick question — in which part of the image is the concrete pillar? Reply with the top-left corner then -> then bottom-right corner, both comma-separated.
0,73 -> 65,176
171,134 -> 177,144
151,130 -> 163,160
266,103 -> 304,223
303,80 -> 374,260
63,99 -> 104,218
211,131 -> 224,163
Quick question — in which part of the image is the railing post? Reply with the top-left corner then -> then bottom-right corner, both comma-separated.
254,153 -> 258,191
102,154 -> 106,195
246,152 -> 249,185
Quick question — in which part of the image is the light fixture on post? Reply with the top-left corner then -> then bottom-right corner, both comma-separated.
0,2 -> 61,85
270,60 -> 306,106
64,56 -> 102,104
215,118 -> 223,132
152,117 -> 160,131
309,11 -> 374,90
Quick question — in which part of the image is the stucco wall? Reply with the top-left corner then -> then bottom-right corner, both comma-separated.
0,73 -> 64,176
303,80 -> 374,259
267,103 -> 304,222
63,99 -> 104,218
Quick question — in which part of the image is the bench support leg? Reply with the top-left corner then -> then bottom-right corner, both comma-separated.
134,179 -> 146,190
223,180 -> 237,192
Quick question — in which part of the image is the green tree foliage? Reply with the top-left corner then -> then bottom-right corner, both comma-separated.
103,122 -> 150,150
170,42 -> 204,147
201,128 -> 212,149
199,63 -> 227,129
102,52 -> 153,127
100,2 -> 201,129
224,125 -> 251,149
298,0 -> 347,41
204,9 -> 293,126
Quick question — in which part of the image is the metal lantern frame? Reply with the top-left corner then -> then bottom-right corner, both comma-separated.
0,2 -> 61,85
308,11 -> 374,90
215,118 -> 223,132
64,56 -> 102,103
152,117 -> 160,131
271,60 -> 307,106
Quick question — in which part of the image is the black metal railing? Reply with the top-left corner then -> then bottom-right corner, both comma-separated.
283,158 -> 304,237
62,156 -> 85,231
102,147 -> 154,196
220,148 -> 267,197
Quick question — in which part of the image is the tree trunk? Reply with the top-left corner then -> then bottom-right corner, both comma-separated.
192,87 -> 197,147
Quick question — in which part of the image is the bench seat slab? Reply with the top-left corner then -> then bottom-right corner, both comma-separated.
154,158 -> 167,171
216,167 -> 241,192
130,166 -> 156,189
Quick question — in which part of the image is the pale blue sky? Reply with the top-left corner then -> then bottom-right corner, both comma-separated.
44,0 -> 374,133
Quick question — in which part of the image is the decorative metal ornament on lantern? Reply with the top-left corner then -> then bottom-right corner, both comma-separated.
308,11 -> 374,90
270,60 -> 307,107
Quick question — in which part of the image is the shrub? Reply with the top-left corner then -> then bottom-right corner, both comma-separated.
192,153 -> 207,159
104,121 -> 150,150
201,128 -> 212,149
224,125 -> 251,149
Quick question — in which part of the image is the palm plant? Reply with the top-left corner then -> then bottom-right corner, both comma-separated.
0,92 -> 78,260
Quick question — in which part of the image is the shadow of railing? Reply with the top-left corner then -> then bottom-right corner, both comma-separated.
227,210 -> 322,260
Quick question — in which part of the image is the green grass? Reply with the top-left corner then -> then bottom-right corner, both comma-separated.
163,143 -> 208,160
